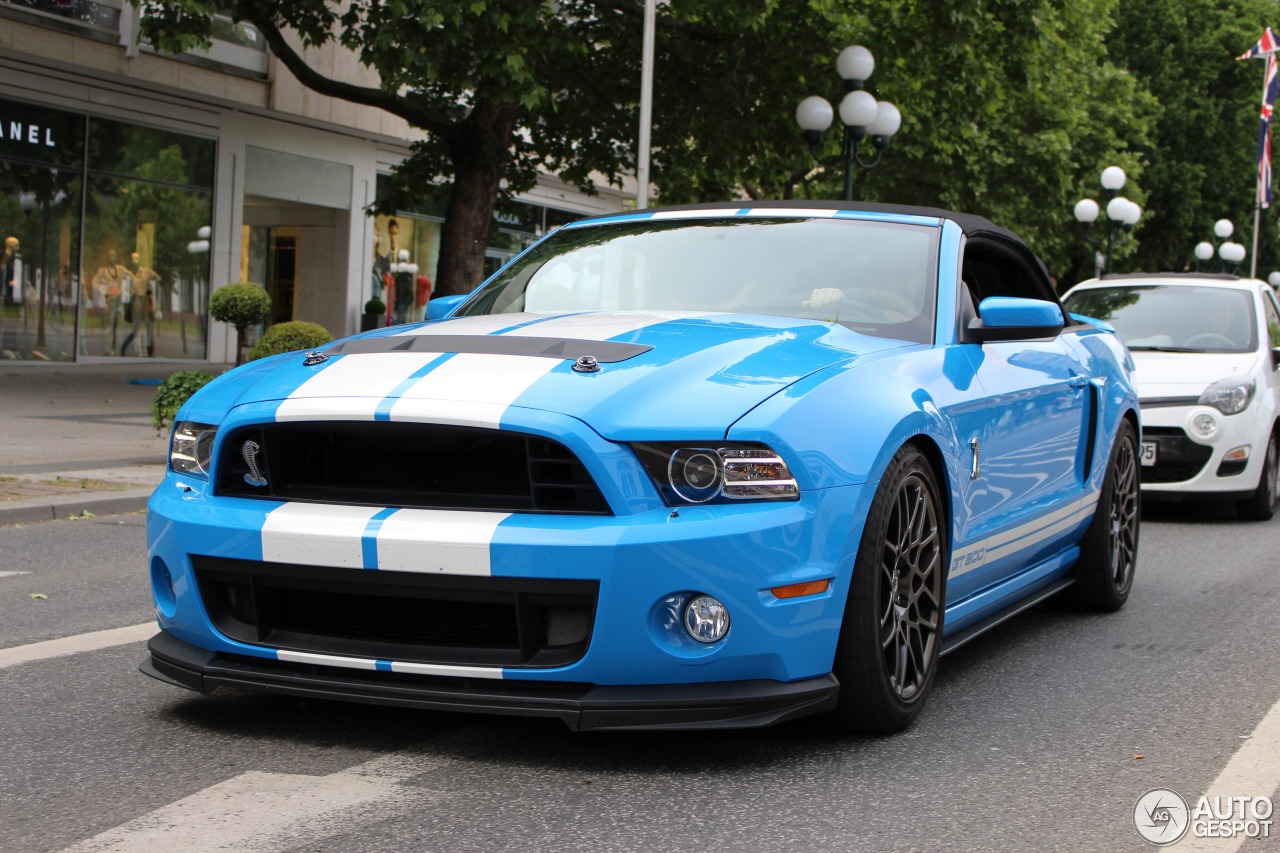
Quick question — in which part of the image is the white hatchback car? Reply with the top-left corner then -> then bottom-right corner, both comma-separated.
1063,273 -> 1280,520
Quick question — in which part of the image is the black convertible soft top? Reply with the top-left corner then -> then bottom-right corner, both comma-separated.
604,199 -> 1029,248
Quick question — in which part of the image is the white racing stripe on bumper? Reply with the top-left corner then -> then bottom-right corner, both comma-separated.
261,503 -> 384,568
375,509 -> 507,575
275,648 -> 502,679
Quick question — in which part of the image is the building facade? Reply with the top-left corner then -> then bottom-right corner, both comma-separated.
0,0 -> 629,364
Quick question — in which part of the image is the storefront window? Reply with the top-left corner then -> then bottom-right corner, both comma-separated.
0,100 -> 84,361
0,96 -> 214,361
371,213 -> 442,325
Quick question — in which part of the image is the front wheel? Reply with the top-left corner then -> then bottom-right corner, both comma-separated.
829,444 -> 946,733
1073,420 -> 1139,611
1236,430 -> 1278,521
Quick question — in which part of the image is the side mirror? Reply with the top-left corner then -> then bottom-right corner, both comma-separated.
427,294 -> 466,320
1271,346 -> 1280,371
967,296 -> 1065,343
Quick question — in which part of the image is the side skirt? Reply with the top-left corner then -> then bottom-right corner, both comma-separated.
940,576 -> 1075,657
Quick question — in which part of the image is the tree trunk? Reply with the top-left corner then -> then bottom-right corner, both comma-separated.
434,103 -> 519,297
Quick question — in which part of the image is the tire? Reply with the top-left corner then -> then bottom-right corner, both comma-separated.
1236,429 -> 1278,521
829,444 -> 946,733
1073,420 -> 1139,611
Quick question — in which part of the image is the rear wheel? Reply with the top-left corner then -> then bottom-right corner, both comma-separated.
1073,420 -> 1139,611
1236,430 -> 1278,521
829,444 -> 945,733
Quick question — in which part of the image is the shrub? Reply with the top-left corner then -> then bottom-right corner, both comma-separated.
151,370 -> 215,432
247,321 -> 334,362
364,297 -> 386,315
210,283 -> 271,366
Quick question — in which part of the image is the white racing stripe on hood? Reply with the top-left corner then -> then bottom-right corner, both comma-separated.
387,311 -> 709,428
275,352 -> 444,421
262,503 -> 384,568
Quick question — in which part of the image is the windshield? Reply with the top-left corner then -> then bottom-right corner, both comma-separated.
1064,284 -> 1258,354
455,217 -> 939,343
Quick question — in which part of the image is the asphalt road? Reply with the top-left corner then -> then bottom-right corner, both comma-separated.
1,504 -> 1278,853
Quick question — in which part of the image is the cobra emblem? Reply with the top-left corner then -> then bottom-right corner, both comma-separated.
242,440 -> 269,487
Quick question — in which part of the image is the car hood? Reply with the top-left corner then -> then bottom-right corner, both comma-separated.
1130,350 -> 1262,398
188,312 -> 913,439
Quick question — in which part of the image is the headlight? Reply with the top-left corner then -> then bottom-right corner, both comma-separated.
1198,376 -> 1255,415
633,442 -> 800,505
170,421 -> 217,477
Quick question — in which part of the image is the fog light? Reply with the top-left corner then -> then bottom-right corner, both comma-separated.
683,595 -> 730,643
1191,412 -> 1218,439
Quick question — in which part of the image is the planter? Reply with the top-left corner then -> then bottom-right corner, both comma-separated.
360,313 -> 390,332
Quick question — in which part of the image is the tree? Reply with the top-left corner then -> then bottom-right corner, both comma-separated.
210,282 -> 271,366
1106,0 -> 1280,279
136,0 -> 856,297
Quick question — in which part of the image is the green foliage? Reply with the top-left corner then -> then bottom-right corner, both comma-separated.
247,321 -> 334,361
136,0 -> 1280,290
209,283 -> 271,365
364,297 -> 386,315
151,370 -> 215,432
209,282 -> 271,330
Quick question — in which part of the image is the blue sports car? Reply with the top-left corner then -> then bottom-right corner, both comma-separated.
142,202 -> 1140,732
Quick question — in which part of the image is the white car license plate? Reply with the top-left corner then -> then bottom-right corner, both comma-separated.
1140,441 -> 1157,466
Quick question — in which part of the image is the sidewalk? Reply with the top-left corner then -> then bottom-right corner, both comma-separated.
0,361 -> 228,525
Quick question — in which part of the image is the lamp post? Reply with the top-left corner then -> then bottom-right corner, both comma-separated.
1269,271 -> 1280,288
1196,219 -> 1247,274
795,45 -> 903,201
1073,166 -> 1142,275
185,225 -> 211,355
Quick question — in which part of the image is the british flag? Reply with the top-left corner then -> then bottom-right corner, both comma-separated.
1238,27 -> 1279,60
1258,52 -> 1279,207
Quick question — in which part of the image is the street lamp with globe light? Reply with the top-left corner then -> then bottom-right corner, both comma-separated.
795,45 -> 903,201
1074,166 -> 1142,275
1196,219 -> 1247,274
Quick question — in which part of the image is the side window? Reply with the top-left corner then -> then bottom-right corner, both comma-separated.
1264,291 -> 1280,349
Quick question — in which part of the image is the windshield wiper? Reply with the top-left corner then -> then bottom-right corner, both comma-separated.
1126,345 -> 1201,353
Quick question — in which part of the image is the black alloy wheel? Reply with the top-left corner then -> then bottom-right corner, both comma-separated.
1074,420 -> 1139,611
830,444 -> 945,733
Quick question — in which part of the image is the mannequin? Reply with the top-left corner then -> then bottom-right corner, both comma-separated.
91,249 -> 133,355
120,251 -> 159,356
1,237 -> 17,307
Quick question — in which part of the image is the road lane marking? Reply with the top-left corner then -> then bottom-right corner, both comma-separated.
62,751 -> 433,853
1179,690 -> 1280,852
0,622 -> 154,670
0,571 -> 32,578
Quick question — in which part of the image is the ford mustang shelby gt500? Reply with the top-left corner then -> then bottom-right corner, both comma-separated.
142,201 -> 1140,733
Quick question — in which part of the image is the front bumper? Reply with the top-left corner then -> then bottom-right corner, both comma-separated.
141,631 -> 840,731
1139,402 -> 1270,499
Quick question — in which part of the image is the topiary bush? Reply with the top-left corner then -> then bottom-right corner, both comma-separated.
151,370 -> 216,432
210,282 -> 271,366
247,321 -> 334,362
364,297 -> 386,315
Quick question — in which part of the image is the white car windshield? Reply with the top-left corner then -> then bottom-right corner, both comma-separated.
456,217 -> 939,343
1065,284 -> 1258,354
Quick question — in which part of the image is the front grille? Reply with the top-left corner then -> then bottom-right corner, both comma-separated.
1142,426 -> 1212,483
193,556 -> 597,668
215,422 -> 609,514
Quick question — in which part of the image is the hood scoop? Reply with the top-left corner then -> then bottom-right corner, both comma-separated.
326,334 -> 652,364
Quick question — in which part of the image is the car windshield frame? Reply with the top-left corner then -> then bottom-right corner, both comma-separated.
454,216 -> 941,343
1064,284 -> 1259,354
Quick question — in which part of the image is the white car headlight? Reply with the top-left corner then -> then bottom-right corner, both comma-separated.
171,422 -> 217,477
1198,376 -> 1255,415
633,442 -> 800,505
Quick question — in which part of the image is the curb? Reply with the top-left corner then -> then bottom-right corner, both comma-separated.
0,488 -> 154,526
